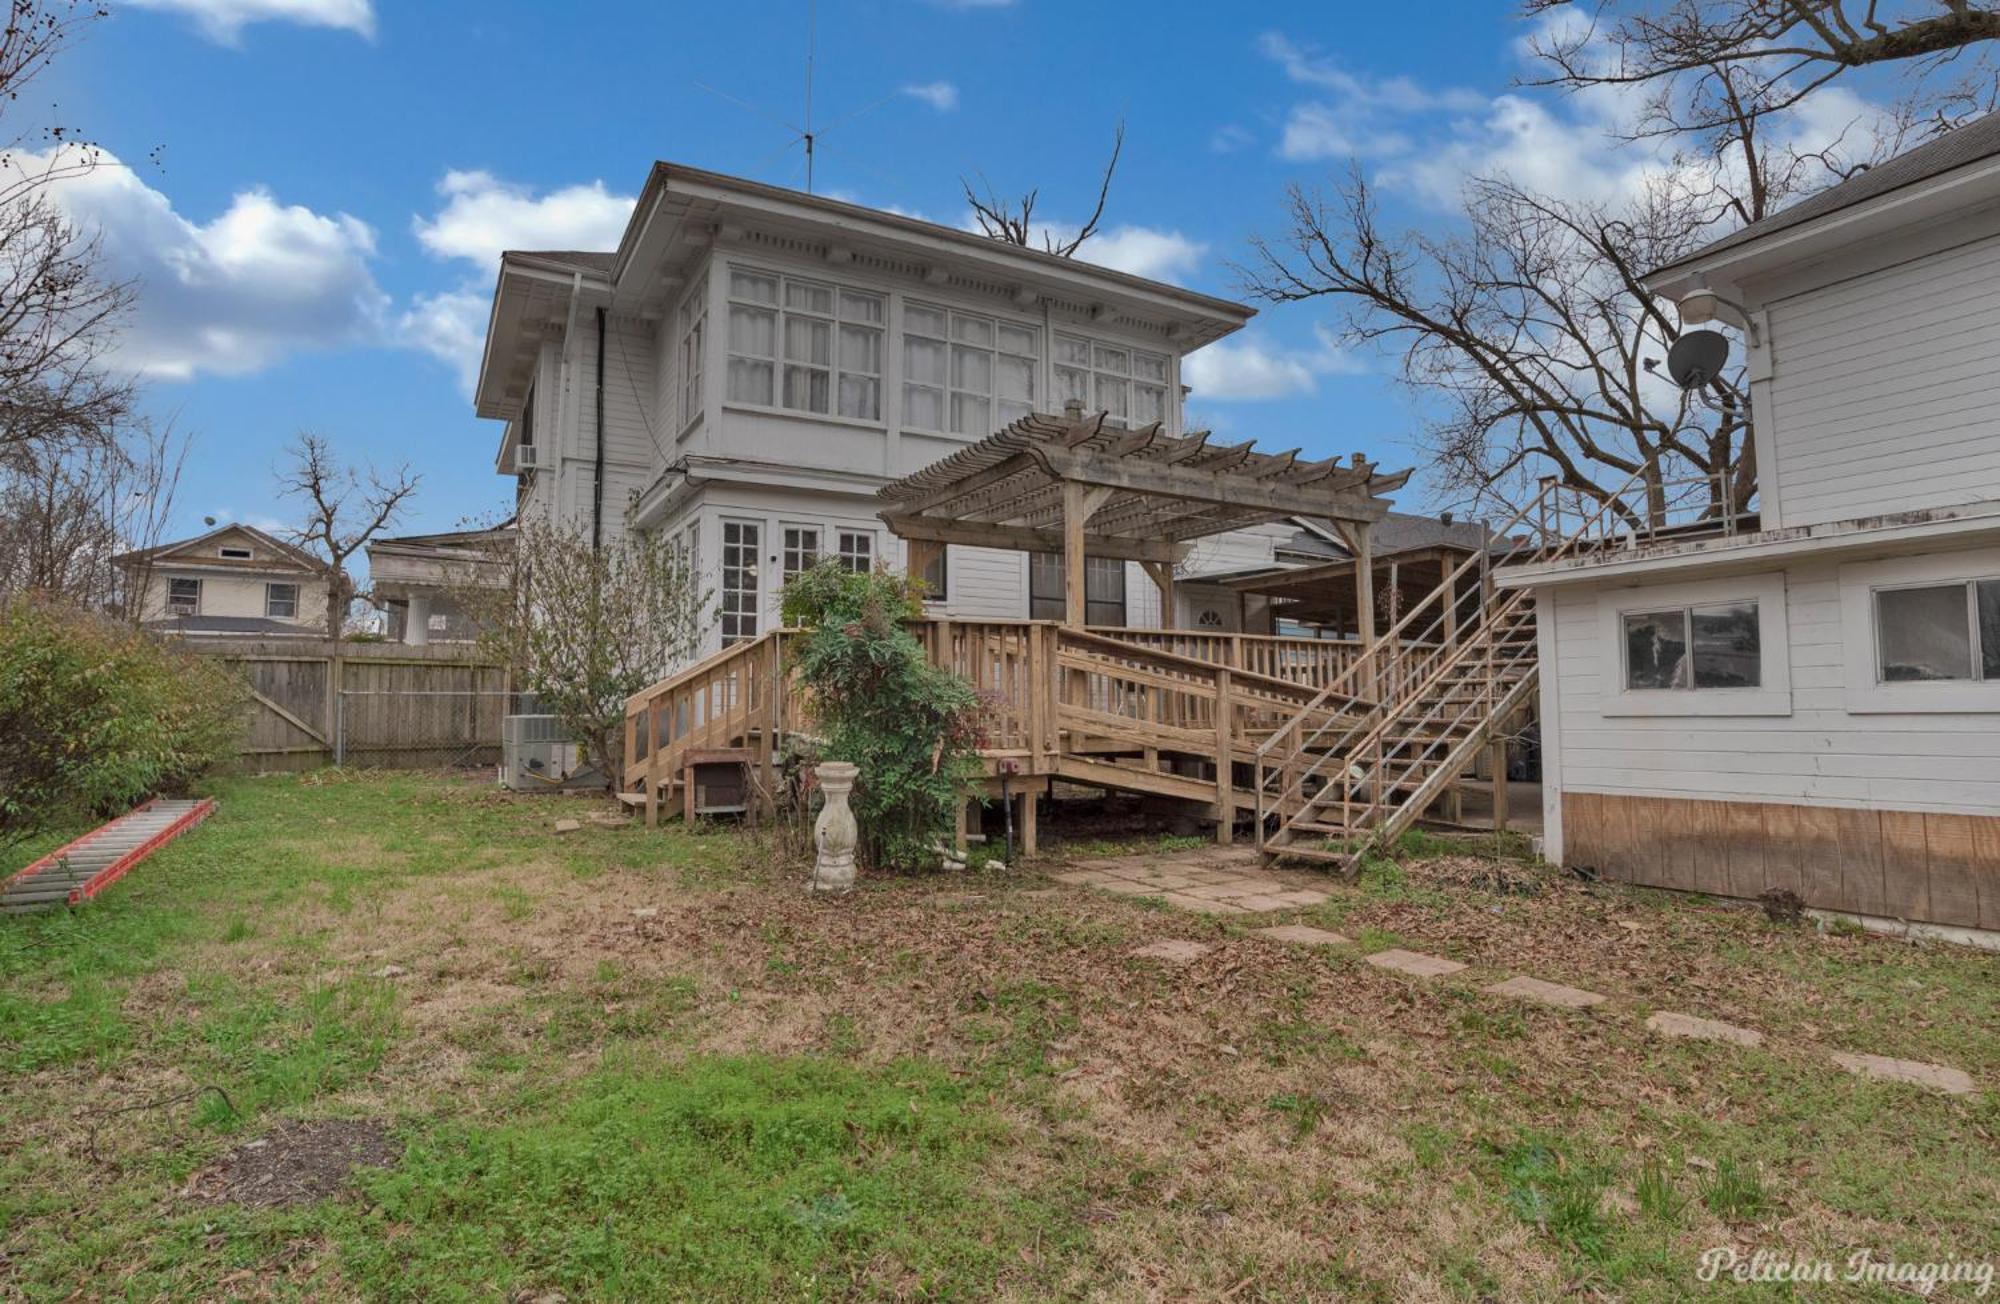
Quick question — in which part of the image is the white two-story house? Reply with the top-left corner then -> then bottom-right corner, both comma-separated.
470,164 -> 1345,655
1501,114 -> 2000,937
116,523 -> 329,638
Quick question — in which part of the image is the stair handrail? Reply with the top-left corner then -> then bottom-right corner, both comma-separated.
1254,466 -> 1659,838
622,627 -> 790,716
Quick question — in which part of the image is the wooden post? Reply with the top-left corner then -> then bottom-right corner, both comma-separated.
1018,787 -> 1038,857
954,795 -> 970,852
1352,522 -> 1375,698
1214,666 -> 1233,845
1490,732 -> 1510,833
1062,481 -> 1088,628
644,705 -> 660,828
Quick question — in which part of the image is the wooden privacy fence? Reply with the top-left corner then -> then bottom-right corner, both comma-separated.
186,638 -> 511,772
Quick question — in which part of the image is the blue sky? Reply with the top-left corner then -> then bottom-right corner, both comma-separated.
43,0 -> 1679,550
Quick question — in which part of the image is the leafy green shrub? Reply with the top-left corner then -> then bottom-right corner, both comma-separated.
781,563 -> 982,872
0,596 -> 246,844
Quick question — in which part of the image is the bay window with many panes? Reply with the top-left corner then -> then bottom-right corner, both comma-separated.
1054,334 -> 1169,427
726,269 -> 884,422
903,303 -> 1036,437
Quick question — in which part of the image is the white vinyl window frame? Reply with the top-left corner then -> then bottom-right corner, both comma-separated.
264,582 -> 299,619
723,266 -> 884,424
902,302 -> 1038,438
1840,548 -> 2000,713
1596,571 -> 1791,717
166,576 -> 201,616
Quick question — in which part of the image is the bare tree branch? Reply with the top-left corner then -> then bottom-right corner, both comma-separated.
278,432 -> 420,638
963,120 -> 1127,258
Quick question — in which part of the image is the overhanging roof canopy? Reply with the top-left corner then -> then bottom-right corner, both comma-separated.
877,411 -> 1410,564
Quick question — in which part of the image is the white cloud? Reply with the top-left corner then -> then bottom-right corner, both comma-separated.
1209,124 -> 1255,154
1183,326 -> 1364,401
1278,103 -> 1410,162
412,169 -> 634,269
902,81 -> 959,112
396,287 -> 490,394
1257,32 -> 1482,114
404,170 -> 635,393
18,148 -> 385,379
1077,225 -> 1207,282
123,0 -> 374,44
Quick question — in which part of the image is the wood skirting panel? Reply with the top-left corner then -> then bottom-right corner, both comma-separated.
1562,791 -> 2000,932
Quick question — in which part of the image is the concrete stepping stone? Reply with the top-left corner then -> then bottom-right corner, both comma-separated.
1161,893 -> 1249,916
1830,1052 -> 1976,1097
1364,948 -> 1466,978
1646,1011 -> 1764,1047
1131,939 -> 1215,963
1486,976 -> 1606,1009
1254,924 -> 1351,946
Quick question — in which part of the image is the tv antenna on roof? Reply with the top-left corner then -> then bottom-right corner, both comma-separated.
692,0 -> 900,194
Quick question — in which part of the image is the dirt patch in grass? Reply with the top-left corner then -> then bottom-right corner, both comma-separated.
188,1119 -> 398,1208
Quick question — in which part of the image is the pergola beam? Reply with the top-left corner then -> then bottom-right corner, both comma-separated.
885,513 -> 1184,564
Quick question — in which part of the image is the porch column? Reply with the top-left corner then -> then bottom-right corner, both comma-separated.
1059,482 -> 1115,628
404,592 -> 432,646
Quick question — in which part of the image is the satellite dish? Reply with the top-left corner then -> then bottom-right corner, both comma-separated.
1666,329 -> 1731,389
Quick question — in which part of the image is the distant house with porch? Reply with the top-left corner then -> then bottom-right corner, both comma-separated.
366,523 -> 513,645
116,524 -> 328,639
1501,113 -> 2000,936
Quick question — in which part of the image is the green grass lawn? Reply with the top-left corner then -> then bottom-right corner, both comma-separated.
1,772 -> 1995,1300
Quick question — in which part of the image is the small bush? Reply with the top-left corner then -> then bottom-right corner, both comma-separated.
0,596 -> 246,844
781,564 -> 982,872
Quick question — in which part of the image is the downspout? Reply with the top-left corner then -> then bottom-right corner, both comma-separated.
592,304 -> 608,553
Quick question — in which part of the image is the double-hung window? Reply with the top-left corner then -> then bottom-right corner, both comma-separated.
1874,578 -> 2000,682
720,520 -> 761,645
781,526 -> 821,583
1621,601 -> 1761,690
725,269 -> 883,421
836,530 -> 873,574
903,304 -> 1037,436
167,577 -> 200,616
1054,335 -> 1170,427
265,583 -> 299,619
676,274 -> 706,428
1029,554 -> 1126,625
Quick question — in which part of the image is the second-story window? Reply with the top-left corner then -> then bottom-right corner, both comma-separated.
725,269 -> 883,422
677,274 -> 706,428
1055,335 -> 1170,426
265,583 -> 299,618
903,304 -> 1037,437
167,577 -> 200,615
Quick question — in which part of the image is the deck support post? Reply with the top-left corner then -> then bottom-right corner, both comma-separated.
1017,787 -> 1038,857
1214,666 -> 1234,845
1490,731 -> 1510,833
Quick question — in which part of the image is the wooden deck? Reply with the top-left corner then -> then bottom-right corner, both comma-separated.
622,621 -> 1453,853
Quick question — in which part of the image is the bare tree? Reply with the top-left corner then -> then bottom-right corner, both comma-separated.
964,121 -> 1126,257
455,518 -> 706,784
1244,167 -> 1753,525
278,432 -> 420,638
0,414 -> 189,612
1525,1 -> 2000,142
0,3 -> 135,473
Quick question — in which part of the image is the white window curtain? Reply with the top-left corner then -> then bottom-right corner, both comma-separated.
725,268 -> 882,421
905,303 -> 1037,437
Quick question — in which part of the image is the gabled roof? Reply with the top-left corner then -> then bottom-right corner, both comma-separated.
115,523 -> 320,572
1651,110 -> 2000,279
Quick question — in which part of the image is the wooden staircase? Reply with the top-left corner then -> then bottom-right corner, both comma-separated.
1255,474 -> 1651,872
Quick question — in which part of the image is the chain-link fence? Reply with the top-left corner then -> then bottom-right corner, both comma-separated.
333,689 -> 529,769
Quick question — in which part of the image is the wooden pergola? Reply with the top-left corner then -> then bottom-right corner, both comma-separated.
878,406 -> 1410,645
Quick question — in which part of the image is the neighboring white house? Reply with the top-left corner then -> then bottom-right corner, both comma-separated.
116,524 -> 329,638
470,164 -> 1399,654
1499,114 -> 2000,935
366,523 -> 513,645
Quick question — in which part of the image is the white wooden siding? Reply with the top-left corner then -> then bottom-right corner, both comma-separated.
1547,552 -> 2000,817
1767,233 -> 2000,527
